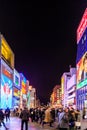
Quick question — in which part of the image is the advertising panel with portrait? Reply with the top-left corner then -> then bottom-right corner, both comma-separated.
1,74 -> 12,109
77,52 -> 87,89
1,59 -> 13,109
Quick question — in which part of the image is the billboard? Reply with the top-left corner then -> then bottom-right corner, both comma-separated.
13,69 -> 20,89
1,59 -> 13,109
13,87 -> 20,98
1,35 -> 14,68
20,73 -> 27,94
77,52 -> 87,89
1,74 -> 12,109
77,8 -> 87,44
1,59 -> 13,80
61,76 -> 64,100
76,28 -> 87,64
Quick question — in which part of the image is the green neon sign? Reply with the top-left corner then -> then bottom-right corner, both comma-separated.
77,79 -> 87,89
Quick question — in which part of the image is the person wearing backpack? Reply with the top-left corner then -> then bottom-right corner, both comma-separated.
20,107 -> 29,130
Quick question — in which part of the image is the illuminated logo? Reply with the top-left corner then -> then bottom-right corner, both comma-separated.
77,8 -> 87,44
1,35 -> 14,68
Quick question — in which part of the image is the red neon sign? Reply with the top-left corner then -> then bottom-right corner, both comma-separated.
77,8 -> 87,44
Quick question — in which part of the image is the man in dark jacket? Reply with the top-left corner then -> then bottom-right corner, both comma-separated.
0,109 -> 8,129
20,107 -> 29,130
5,107 -> 10,122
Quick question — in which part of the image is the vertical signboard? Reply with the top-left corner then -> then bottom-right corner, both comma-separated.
76,28 -> 87,64
77,52 -> 87,89
20,73 -> 27,94
76,8 -> 87,110
13,69 -> 20,89
1,59 -> 13,109
77,8 -> 87,44
1,35 -> 14,69
61,76 -> 64,103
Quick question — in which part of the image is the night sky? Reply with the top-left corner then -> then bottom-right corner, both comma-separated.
0,1 -> 87,104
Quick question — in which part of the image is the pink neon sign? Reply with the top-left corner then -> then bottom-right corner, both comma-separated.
77,8 -> 87,44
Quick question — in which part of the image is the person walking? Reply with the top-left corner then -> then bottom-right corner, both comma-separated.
75,109 -> 81,129
82,107 -> 86,119
20,107 -> 29,130
0,109 -> 8,129
5,107 -> 10,122
42,106 -> 53,127
58,108 -> 69,130
68,108 -> 76,130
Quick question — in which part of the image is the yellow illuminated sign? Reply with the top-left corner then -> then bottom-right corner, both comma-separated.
61,76 -> 64,94
14,88 -> 20,97
1,36 -> 14,68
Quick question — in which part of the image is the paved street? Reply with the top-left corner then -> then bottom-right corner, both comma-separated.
81,119 -> 87,130
0,117 -> 57,130
0,116 -> 87,130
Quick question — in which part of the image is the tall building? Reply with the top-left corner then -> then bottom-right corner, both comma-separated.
67,68 -> 76,109
0,34 -> 14,109
51,85 -> 61,107
76,8 -> 87,110
61,72 -> 71,107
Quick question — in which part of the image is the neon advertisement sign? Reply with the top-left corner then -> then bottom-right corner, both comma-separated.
77,52 -> 87,88
1,74 -> 12,109
14,69 -> 20,89
1,35 -> 14,68
77,8 -> 87,44
1,59 -> 13,80
20,73 -> 27,94
13,87 -> 20,98
61,76 -> 64,100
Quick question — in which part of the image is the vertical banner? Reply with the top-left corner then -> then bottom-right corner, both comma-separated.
1,74 -> 12,108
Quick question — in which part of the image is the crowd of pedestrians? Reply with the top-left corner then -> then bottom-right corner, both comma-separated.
15,105 -> 82,130
0,105 -> 86,130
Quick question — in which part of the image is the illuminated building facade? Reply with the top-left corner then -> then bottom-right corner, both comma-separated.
61,72 -> 71,108
0,35 -> 14,109
0,34 -> 36,109
50,85 -> 62,107
20,73 -> 27,108
76,8 -> 87,110
13,69 -> 21,108
67,68 -> 76,109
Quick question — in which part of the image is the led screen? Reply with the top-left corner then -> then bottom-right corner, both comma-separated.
20,73 -> 27,94
77,8 -> 87,43
61,76 -> 64,100
1,74 -> 12,109
13,87 -> 20,98
1,35 -> 14,68
77,52 -> 87,88
14,69 -> 20,89
76,29 -> 87,64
